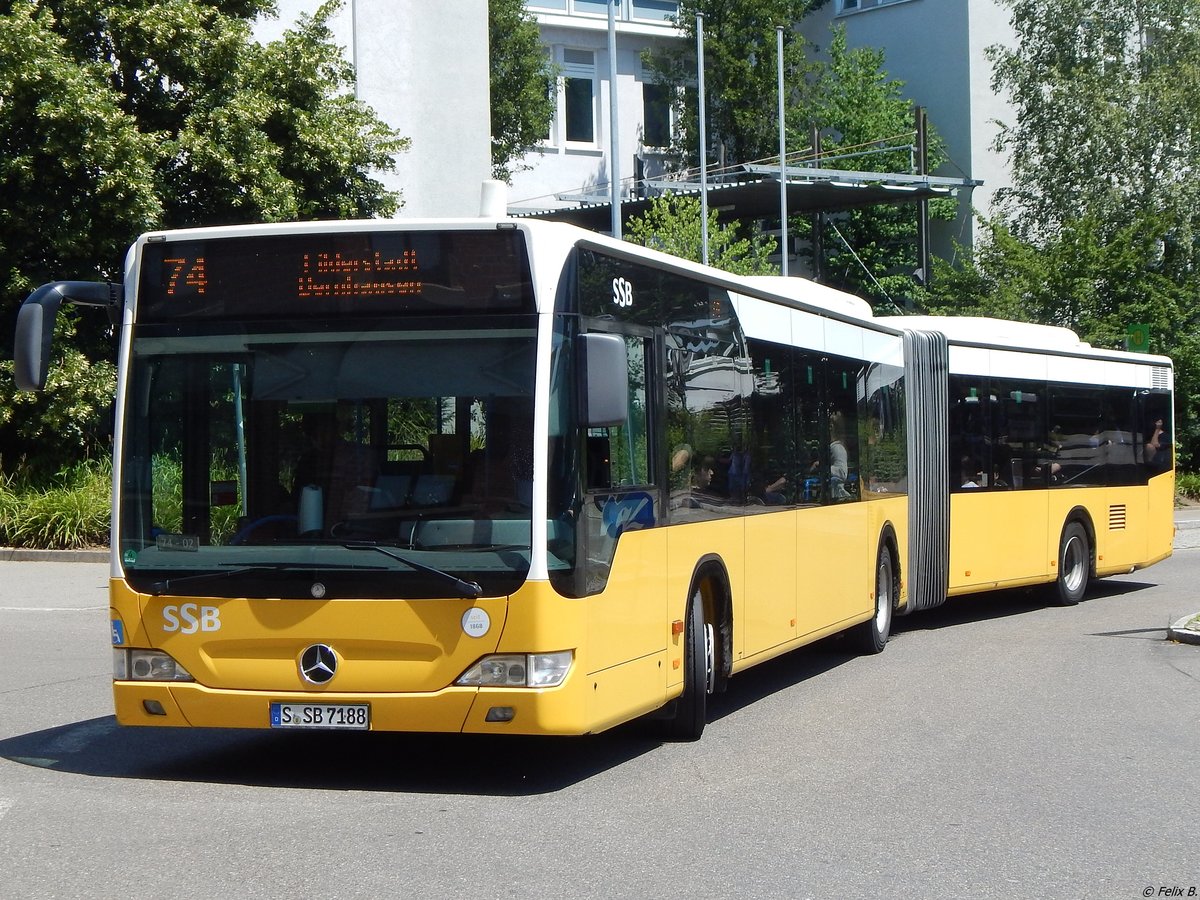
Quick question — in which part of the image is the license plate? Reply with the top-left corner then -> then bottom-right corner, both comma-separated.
269,702 -> 370,730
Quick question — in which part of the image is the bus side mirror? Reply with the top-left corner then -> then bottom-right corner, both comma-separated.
13,281 -> 119,391
579,333 -> 628,428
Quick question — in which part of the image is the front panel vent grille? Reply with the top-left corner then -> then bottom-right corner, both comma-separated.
1152,367 -> 1170,390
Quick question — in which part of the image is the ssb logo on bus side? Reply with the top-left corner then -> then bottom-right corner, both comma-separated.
612,276 -> 633,309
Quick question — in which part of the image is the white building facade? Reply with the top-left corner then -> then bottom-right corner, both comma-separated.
507,1 -> 683,217
255,0 -> 492,218
255,1 -> 1014,250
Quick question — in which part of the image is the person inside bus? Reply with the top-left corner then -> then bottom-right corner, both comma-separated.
827,411 -> 852,500
693,455 -> 716,493
669,443 -> 697,495
671,453 -> 723,511
727,446 -> 751,503
750,472 -> 788,505
1145,417 -> 1170,472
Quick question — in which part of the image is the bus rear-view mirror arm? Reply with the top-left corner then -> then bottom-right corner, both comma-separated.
579,332 -> 628,428
13,281 -> 120,391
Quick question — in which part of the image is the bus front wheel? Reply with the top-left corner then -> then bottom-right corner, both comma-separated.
1054,521 -> 1091,606
662,588 -> 712,742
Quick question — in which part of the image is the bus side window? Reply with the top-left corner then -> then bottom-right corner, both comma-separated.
823,356 -> 861,504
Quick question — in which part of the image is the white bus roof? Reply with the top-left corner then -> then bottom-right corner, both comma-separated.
738,276 -> 875,319
878,315 -> 1090,353
129,219 -> 1169,366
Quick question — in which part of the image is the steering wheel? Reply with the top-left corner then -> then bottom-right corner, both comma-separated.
229,514 -> 298,545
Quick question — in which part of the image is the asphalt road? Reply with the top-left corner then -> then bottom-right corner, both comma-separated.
0,542 -> 1197,900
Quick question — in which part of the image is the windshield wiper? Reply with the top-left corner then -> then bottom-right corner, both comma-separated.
147,562 -> 387,596
343,542 -> 484,599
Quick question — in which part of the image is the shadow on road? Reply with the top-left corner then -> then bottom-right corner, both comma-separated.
0,645 -> 859,794
0,579 -> 1162,795
0,717 -> 669,795
707,638 -> 857,723
893,577 -> 1156,634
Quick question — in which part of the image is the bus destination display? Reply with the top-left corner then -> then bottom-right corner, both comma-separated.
296,250 -> 420,299
138,230 -> 533,321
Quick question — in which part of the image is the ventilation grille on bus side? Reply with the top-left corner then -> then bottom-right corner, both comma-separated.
1152,367 -> 1170,390
1109,505 -> 1127,531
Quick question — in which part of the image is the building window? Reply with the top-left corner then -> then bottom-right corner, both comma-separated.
526,1 -> 680,22
837,0 -> 910,13
572,0 -> 611,16
562,48 -> 597,145
541,49 -> 555,143
642,82 -> 671,148
631,0 -> 679,21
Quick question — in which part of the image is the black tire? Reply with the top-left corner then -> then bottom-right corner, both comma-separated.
662,588 -> 711,742
851,542 -> 895,654
1054,521 -> 1091,606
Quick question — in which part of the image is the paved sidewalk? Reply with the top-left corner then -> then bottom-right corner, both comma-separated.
1169,508 -> 1200,643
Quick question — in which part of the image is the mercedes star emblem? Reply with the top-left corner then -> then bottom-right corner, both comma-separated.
299,643 -> 338,684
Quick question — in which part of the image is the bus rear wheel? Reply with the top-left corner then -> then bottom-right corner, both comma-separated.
851,542 -> 895,654
1054,521 -> 1091,606
662,588 -> 712,742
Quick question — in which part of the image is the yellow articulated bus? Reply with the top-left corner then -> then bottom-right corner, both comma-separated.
13,218 -> 1174,740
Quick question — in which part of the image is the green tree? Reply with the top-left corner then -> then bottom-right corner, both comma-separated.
625,193 -> 777,276
0,0 -> 406,478
646,0 -> 826,170
790,28 -> 954,308
489,0 -> 556,184
932,0 -> 1200,466
989,0 -> 1200,266
647,15 -> 949,309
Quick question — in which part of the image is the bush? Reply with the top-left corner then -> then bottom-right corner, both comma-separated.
0,461 -> 111,549
0,314 -> 117,483
1177,471 -> 1200,503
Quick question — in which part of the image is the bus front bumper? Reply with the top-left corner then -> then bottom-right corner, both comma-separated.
113,679 -> 594,736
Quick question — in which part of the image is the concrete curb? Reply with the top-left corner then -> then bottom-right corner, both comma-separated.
0,547 -> 109,564
1167,614 -> 1200,646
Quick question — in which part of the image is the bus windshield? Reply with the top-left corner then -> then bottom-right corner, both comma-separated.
118,318 -> 537,599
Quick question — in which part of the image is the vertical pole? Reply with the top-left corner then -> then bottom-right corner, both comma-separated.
810,124 -> 822,283
608,0 -> 622,239
232,365 -> 248,517
697,13 -> 709,266
777,25 -> 788,276
913,105 -> 929,309
350,0 -> 360,100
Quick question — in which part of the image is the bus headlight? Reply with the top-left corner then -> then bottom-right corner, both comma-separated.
114,649 -> 194,682
456,651 -> 573,688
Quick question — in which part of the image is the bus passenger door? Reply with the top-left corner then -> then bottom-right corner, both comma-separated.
579,328 -> 667,689
796,353 -> 872,632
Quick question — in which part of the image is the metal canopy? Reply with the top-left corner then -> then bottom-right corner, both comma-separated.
512,166 -> 982,232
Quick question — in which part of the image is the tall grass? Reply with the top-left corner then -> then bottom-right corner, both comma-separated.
0,456 -> 244,550
0,461 -> 111,549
